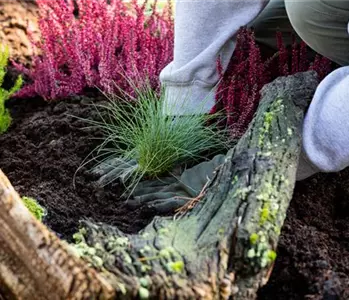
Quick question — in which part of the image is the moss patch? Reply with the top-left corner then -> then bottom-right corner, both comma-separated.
21,196 -> 45,221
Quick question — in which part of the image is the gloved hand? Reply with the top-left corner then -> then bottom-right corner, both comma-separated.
296,146 -> 320,181
91,157 -> 138,186
90,153 -> 226,213
91,145 -> 318,214
126,154 -> 226,213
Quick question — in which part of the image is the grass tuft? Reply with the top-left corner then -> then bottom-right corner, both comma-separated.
80,83 -> 229,194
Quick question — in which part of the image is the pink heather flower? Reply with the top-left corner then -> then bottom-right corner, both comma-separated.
214,28 -> 333,139
15,3 -> 333,141
15,0 -> 174,100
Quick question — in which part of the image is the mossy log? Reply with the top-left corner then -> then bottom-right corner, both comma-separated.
0,71 -> 318,300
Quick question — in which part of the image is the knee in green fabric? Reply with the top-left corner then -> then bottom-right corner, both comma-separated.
285,0 -> 349,66
252,0 -> 297,49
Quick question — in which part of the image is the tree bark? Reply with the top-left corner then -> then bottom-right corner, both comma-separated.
0,169 -> 115,299
0,71 -> 319,300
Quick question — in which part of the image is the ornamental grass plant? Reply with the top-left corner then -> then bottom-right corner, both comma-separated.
80,81 -> 229,193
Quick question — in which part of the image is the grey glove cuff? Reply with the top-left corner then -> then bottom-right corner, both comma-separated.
296,146 -> 320,181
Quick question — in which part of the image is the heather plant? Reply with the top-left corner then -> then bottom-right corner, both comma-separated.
14,0 -> 173,100
214,28 -> 333,139
79,82 -> 229,192
13,0 -> 332,143
0,45 -> 23,134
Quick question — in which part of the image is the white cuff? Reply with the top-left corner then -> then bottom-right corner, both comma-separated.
162,84 -> 216,116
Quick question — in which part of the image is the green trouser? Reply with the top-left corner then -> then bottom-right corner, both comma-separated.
253,0 -> 349,66
159,0 -> 349,116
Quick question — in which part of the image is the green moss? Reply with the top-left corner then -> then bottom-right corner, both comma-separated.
218,228 -> 225,235
231,175 -> 238,185
267,250 -> 277,261
141,264 -> 152,273
233,186 -> 252,200
247,248 -> 256,258
70,227 -> 108,269
106,236 -> 129,252
274,227 -> 281,235
259,206 -> 270,225
249,233 -> 259,245
139,287 -> 150,299
21,196 -> 45,221
256,180 -> 280,227
158,247 -> 178,260
246,231 -> 277,269
139,245 -> 152,255
260,248 -> 277,268
0,45 -> 23,134
72,227 -> 87,243
263,111 -> 274,131
139,277 -> 149,287
166,260 -> 185,273
258,98 -> 284,148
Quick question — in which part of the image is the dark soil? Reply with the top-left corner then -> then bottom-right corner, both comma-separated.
0,95 -> 156,240
0,95 -> 348,299
259,171 -> 349,300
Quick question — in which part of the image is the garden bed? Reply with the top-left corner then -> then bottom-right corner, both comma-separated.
0,1 -> 348,299
0,92 -> 348,299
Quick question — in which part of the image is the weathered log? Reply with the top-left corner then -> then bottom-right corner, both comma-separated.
0,71 -> 318,299
0,170 -> 115,299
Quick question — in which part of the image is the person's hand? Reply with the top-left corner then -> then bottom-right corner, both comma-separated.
90,153 -> 226,213
127,154 -> 226,213
91,157 -> 138,186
